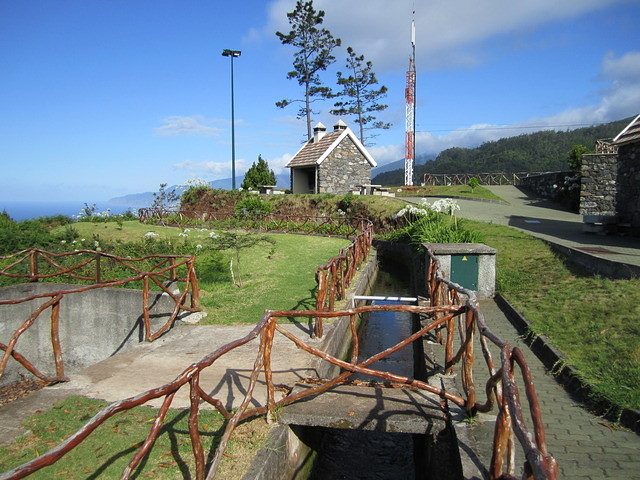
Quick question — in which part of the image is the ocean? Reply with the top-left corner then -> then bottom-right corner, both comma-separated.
0,200 -> 139,221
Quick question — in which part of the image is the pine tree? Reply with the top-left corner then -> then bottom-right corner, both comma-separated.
330,47 -> 390,145
276,0 -> 341,141
241,155 -> 277,190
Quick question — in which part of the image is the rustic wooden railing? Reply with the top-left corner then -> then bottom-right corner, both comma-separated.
422,172 -> 544,186
1,244 -> 557,480
425,247 -> 557,479
313,218 -> 373,337
0,249 -> 200,384
138,209 -> 374,338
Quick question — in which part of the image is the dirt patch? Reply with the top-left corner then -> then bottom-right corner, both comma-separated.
0,378 -> 47,407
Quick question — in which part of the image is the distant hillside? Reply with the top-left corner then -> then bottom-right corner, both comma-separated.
109,174 -> 290,207
372,154 -> 435,177
373,117 -> 632,186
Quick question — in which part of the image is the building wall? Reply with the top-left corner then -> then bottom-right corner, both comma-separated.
616,143 -> 640,230
317,136 -> 371,194
579,153 -> 618,217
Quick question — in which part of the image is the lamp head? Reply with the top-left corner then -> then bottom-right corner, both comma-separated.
222,49 -> 241,57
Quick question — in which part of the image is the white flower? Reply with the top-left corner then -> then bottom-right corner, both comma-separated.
144,232 -> 159,238
60,240 -> 66,244
196,244 -> 202,249
430,198 -> 460,215
209,232 -> 220,239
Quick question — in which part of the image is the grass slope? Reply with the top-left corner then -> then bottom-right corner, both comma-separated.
470,220 -> 640,411
68,221 -> 350,324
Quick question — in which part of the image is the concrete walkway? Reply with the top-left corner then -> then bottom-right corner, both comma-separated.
441,298 -> 640,480
0,322 -> 325,446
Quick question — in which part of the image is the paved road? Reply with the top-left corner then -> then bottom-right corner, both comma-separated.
408,185 -> 640,267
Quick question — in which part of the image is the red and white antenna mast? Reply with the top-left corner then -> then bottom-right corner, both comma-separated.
404,16 -> 416,186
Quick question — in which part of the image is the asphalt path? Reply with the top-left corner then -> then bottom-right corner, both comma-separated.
406,185 -> 640,267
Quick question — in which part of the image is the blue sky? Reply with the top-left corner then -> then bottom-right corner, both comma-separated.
1,0 -> 639,204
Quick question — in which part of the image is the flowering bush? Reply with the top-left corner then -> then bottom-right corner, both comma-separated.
387,198 -> 482,245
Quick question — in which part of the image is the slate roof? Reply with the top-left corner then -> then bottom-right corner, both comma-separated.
286,130 -> 344,167
614,114 -> 640,145
285,124 -> 377,168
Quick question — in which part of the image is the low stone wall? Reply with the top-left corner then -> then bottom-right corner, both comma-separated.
519,171 -> 580,210
0,283 -> 185,385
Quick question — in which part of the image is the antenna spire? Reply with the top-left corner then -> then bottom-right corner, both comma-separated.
404,12 -> 417,186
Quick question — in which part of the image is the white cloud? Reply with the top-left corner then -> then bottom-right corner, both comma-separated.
267,153 -> 293,174
261,0 -> 625,71
372,48 -> 640,162
155,115 -> 223,137
173,159 -> 251,179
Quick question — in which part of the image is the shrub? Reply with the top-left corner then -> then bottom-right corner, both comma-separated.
195,252 -> 230,284
235,195 -> 272,217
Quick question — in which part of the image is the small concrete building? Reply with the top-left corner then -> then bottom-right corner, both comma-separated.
580,114 -> 640,235
286,120 -> 377,194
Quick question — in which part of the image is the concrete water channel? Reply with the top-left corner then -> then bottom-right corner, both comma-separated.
278,253 -> 461,480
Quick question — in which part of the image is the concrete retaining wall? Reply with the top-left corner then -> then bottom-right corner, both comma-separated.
0,283 -> 184,385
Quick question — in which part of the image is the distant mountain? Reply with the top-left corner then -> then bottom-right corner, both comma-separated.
372,117 -> 632,186
108,173 -> 290,207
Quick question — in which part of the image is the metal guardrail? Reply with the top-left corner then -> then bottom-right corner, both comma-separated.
0,249 -> 200,384
1,239 -> 557,479
422,172 -> 543,186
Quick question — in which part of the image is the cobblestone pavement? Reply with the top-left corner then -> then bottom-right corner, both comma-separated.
463,300 -> 640,480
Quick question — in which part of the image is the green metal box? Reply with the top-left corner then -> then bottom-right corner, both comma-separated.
451,254 -> 479,291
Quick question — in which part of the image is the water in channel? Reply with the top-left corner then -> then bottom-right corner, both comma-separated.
308,259 -> 424,480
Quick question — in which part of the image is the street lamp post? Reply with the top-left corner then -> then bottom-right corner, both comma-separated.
222,49 -> 241,190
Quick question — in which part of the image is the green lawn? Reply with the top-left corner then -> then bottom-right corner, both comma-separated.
0,396 -> 269,479
67,221 -> 350,324
388,185 -> 506,202
468,220 -> 640,412
199,233 -> 350,323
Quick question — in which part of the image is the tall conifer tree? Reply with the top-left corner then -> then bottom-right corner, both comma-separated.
241,155 -> 276,190
330,47 -> 390,145
276,1 -> 341,141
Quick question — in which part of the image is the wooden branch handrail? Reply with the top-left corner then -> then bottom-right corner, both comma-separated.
1,236 -> 556,479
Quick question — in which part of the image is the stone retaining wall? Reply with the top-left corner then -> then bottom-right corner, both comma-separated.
519,171 -> 580,210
